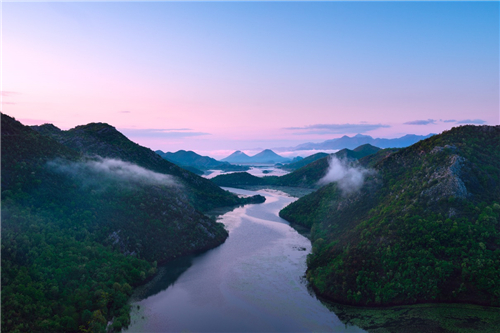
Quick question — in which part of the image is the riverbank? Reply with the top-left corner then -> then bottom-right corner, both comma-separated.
124,187 -> 363,332
321,299 -> 500,333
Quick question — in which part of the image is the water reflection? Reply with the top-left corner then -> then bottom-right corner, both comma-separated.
125,188 -> 365,332
130,255 -> 195,302
125,187 -> 500,333
203,166 -> 290,179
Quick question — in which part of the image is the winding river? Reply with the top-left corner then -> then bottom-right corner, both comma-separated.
125,187 -> 364,332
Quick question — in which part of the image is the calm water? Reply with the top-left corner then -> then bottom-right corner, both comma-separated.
125,187 -> 364,332
203,166 -> 290,179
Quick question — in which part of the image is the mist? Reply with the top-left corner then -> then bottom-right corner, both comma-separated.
48,157 -> 178,188
318,156 -> 372,194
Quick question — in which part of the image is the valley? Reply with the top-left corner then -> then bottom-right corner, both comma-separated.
2,113 -> 499,333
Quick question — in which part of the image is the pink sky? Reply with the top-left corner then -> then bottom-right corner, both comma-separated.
2,2 -> 498,155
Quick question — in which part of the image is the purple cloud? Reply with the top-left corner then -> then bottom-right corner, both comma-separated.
284,123 -> 389,135
456,119 -> 486,125
404,119 -> 436,125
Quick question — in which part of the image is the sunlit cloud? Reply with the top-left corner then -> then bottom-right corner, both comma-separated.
403,119 -> 436,125
120,128 -> 210,139
456,119 -> 486,124
284,123 -> 390,135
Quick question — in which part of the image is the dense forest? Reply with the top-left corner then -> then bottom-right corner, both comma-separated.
30,122 -> 251,211
280,125 -> 500,307
1,114 -> 263,332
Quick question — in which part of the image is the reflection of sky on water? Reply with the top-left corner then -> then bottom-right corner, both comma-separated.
125,188 -> 365,333
203,166 -> 290,179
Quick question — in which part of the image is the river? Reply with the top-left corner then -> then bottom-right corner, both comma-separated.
125,187 -> 365,332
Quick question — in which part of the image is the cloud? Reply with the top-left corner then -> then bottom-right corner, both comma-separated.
442,119 -> 456,123
284,123 -> 390,135
404,119 -> 436,125
456,119 -> 486,125
48,157 -> 178,188
119,128 -> 210,139
318,156 -> 373,194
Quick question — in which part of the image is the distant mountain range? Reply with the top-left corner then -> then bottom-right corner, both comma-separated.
155,150 -> 248,173
283,133 -> 435,151
222,149 -> 291,164
212,144 -> 385,188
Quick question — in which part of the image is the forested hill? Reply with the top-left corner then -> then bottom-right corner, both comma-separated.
280,152 -> 329,171
280,125 -> 500,307
155,149 -> 249,172
1,114 -> 262,333
31,122 -> 242,211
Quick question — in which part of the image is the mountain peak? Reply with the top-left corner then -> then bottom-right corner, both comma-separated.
221,150 -> 251,163
71,122 -> 119,134
254,149 -> 279,156
291,133 -> 436,150
221,149 -> 289,164
31,123 -> 62,136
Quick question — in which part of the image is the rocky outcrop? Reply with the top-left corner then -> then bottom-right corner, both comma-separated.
421,154 -> 468,200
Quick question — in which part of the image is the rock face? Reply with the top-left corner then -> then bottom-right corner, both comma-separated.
421,153 -> 468,201
280,125 -> 500,307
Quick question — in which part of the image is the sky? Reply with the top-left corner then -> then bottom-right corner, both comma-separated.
2,1 -> 499,158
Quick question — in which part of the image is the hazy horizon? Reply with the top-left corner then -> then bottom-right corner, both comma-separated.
3,1 -> 498,153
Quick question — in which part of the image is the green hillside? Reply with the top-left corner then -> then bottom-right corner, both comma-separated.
2,114 -> 262,332
280,125 -> 500,307
31,122 -> 243,212
281,152 -> 329,171
336,144 -> 381,160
